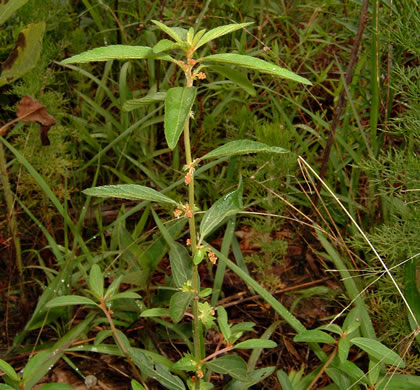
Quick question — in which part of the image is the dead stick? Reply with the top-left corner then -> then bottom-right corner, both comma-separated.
314,0 -> 369,205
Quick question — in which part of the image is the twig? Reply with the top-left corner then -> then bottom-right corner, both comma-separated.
315,0 -> 370,203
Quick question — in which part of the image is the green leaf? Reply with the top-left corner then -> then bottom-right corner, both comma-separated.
83,184 -> 178,205
368,358 -> 380,385
152,20 -> 185,44
276,370 -> 294,390
60,45 -> 173,64
95,330 -> 114,345
192,29 -> 207,46
337,360 -> 366,384
405,258 -> 420,346
318,323 -> 344,336
0,22 -> 45,87
108,291 -> 142,301
104,275 -> 123,300
198,302 -> 216,329
186,27 -> 194,44
169,242 -> 193,288
212,65 -> 256,96
338,337 -> 351,363
226,367 -> 275,390
247,321 -> 279,372
205,355 -> 247,381
122,92 -> 166,112
115,329 -> 132,352
0,359 -> 19,382
217,306 -> 231,341
294,330 -> 336,344
234,339 -> 277,349
0,0 -> 29,25
140,308 -> 170,317
231,322 -> 255,334
0,385 -> 15,390
128,348 -> 186,390
350,337 -> 405,367
201,140 -> 288,160
46,295 -> 97,308
169,291 -> 193,323
201,53 -> 312,85
199,288 -> 212,298
376,374 -> 420,390
89,264 -> 104,298
195,22 -> 253,50
153,39 -> 181,53
325,367 -> 352,389
131,380 -> 146,390
193,247 -> 207,265
164,87 -> 197,149
200,181 -> 243,240
173,354 -> 198,372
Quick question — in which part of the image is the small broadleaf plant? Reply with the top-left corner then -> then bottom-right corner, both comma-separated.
58,20 -> 311,389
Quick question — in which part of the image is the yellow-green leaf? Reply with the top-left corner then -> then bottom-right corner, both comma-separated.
0,22 -> 45,87
0,0 -> 29,25
83,184 -> 178,205
60,45 -> 174,64
201,53 -> 312,85
164,87 -> 196,149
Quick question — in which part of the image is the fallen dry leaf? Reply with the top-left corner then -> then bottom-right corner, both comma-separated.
16,95 -> 57,145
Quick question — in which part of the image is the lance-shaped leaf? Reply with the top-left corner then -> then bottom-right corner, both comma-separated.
89,264 -> 104,298
60,45 -> 174,64
201,139 -> 288,160
405,258 -> 420,346
201,53 -> 312,85
140,308 -> 170,317
83,184 -> 178,205
152,20 -> 187,44
217,306 -> 231,341
46,295 -> 97,308
164,87 -> 196,149
351,337 -> 406,367
205,355 -> 248,381
122,91 -> 166,112
169,291 -> 193,323
0,384 -> 15,390
194,22 -> 253,50
0,0 -> 29,25
228,367 -> 275,389
128,348 -> 186,390
170,242 -> 193,288
294,329 -> 336,344
153,39 -> 182,53
0,359 -> 19,382
200,181 -> 243,240
234,339 -> 277,349
0,22 -> 45,87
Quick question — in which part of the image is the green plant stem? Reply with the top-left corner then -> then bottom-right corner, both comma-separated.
184,66 -> 202,387
0,142 -> 24,302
